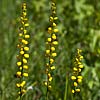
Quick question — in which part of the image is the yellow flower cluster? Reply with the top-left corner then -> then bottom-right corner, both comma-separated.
16,3 -> 30,96
44,1 -> 58,90
71,49 -> 84,94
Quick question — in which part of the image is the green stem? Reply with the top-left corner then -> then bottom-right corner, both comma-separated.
64,75 -> 68,100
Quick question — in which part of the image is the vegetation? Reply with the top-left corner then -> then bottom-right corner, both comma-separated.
0,0 -> 100,100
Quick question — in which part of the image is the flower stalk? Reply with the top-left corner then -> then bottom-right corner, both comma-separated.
71,49 -> 84,94
44,0 -> 58,99
16,2 -> 30,99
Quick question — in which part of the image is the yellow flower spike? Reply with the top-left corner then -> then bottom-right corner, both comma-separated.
51,47 -> 55,51
17,62 -> 22,66
47,38 -> 52,42
72,89 -> 75,94
24,47 -> 29,51
51,53 -> 57,57
52,34 -> 56,40
74,82 -> 78,87
23,73 -> 28,77
54,29 -> 59,33
23,58 -> 27,64
71,76 -> 76,80
75,89 -> 80,92
50,66 -> 55,70
46,50 -> 50,54
45,0 -> 58,92
49,77 -> 53,82
20,50 -> 24,55
71,49 -> 83,94
52,41 -> 58,45
25,35 -> 30,39
16,2 -> 29,97
24,54 -> 29,58
23,65 -> 28,69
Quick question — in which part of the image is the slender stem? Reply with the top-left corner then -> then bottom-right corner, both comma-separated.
64,75 -> 68,100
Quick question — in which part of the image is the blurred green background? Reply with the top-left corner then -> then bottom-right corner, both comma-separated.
0,0 -> 100,100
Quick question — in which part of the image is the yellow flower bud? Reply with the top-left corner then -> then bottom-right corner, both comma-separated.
49,16 -> 53,21
25,35 -> 30,38
49,77 -> 53,81
16,71 -> 21,77
24,47 -> 29,51
54,29 -> 58,33
79,64 -> 83,68
16,83 -> 20,88
54,17 -> 58,20
77,78 -> 82,83
74,82 -> 78,87
24,54 -> 29,58
50,66 -> 55,70
24,30 -> 27,34
20,81 -> 26,87
51,47 -> 55,51
50,58 -> 54,64
20,50 -> 24,55
24,23 -> 29,27
23,65 -> 28,69
48,85 -> 52,89
72,89 -> 75,93
47,38 -> 52,42
48,27 -> 52,34
52,41 -> 58,45
19,33 -> 23,37
23,12 -> 27,16
17,62 -> 22,66
53,23 -> 56,27
21,89 -> 26,94
44,81 -> 47,86
52,53 -> 57,57
46,50 -> 50,54
75,89 -> 80,92
52,34 -> 56,40
73,67 -> 78,71
71,76 -> 76,80
23,58 -> 27,64
77,76 -> 83,79
23,73 -> 28,77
